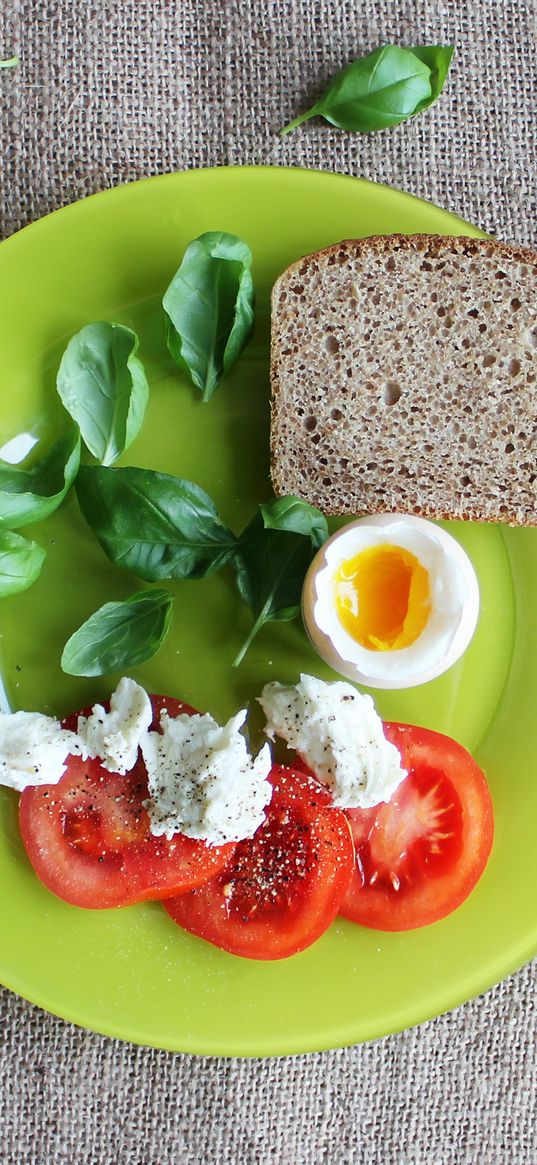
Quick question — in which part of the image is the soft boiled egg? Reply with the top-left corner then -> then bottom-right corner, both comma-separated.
302,514 -> 480,689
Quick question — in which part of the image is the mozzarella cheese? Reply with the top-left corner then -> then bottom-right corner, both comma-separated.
0,711 -> 82,791
3,669 -> 405,836
77,676 -> 152,775
259,673 -> 406,809
141,708 -> 272,845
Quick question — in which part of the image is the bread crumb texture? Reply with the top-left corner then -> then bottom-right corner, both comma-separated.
270,235 -> 537,525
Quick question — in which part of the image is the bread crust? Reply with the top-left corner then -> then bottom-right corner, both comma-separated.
270,234 -> 537,526
271,234 -> 537,294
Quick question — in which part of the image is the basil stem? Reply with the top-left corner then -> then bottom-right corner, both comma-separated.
75,464 -> 239,581
56,322 -> 149,466
0,426 -> 81,529
280,44 -> 453,136
61,588 -> 173,677
0,529 -> 46,597
163,232 -> 254,402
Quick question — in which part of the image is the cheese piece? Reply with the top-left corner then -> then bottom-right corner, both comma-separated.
141,708 -> 272,844
259,673 -> 406,809
0,711 -> 82,791
77,676 -> 152,775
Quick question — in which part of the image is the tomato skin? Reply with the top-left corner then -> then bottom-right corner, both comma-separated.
339,722 -> 494,931
19,695 -> 235,909
164,764 -> 355,960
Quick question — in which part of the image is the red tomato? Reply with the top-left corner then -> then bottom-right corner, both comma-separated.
164,764 -> 355,960
339,723 -> 494,931
19,695 -> 235,909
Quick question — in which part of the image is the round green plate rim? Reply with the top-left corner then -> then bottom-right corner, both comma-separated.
0,166 -> 535,1057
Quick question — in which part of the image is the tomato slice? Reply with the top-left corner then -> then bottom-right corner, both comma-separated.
18,695 -> 235,909
339,723 -> 494,931
164,764 -> 355,960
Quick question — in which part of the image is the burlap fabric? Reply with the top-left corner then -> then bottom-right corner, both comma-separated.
0,2 -> 535,1162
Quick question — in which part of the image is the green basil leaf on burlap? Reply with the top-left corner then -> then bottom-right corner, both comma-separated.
280,44 -> 453,135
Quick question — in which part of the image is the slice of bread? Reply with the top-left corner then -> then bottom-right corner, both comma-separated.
270,234 -> 537,525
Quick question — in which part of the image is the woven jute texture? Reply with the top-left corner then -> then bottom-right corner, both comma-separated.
0,2 -> 536,1163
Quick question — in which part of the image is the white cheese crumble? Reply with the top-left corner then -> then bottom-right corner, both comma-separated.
259,673 -> 406,809
77,676 -> 152,775
141,708 -> 272,845
0,711 -> 82,791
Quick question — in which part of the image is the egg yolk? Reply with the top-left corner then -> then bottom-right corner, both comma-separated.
334,544 -> 431,651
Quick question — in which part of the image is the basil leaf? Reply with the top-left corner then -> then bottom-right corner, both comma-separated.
0,529 -> 46,596
56,322 -> 149,466
76,464 -> 239,581
410,45 -> 455,109
0,426 -> 81,529
280,44 -> 453,135
260,496 -> 328,548
232,500 -> 327,665
0,56 -> 19,69
163,231 -> 254,402
61,588 -> 173,677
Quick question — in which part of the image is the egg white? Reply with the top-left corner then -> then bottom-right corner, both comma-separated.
302,514 -> 480,689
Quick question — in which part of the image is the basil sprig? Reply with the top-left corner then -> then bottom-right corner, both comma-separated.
75,464 -> 239,581
0,529 -> 46,597
56,322 -> 149,466
76,461 -> 326,664
280,44 -> 454,136
0,426 -> 81,529
61,588 -> 173,677
163,232 -> 254,402
232,498 -> 328,666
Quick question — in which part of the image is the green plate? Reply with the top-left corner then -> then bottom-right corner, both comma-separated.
0,167 -> 535,1056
